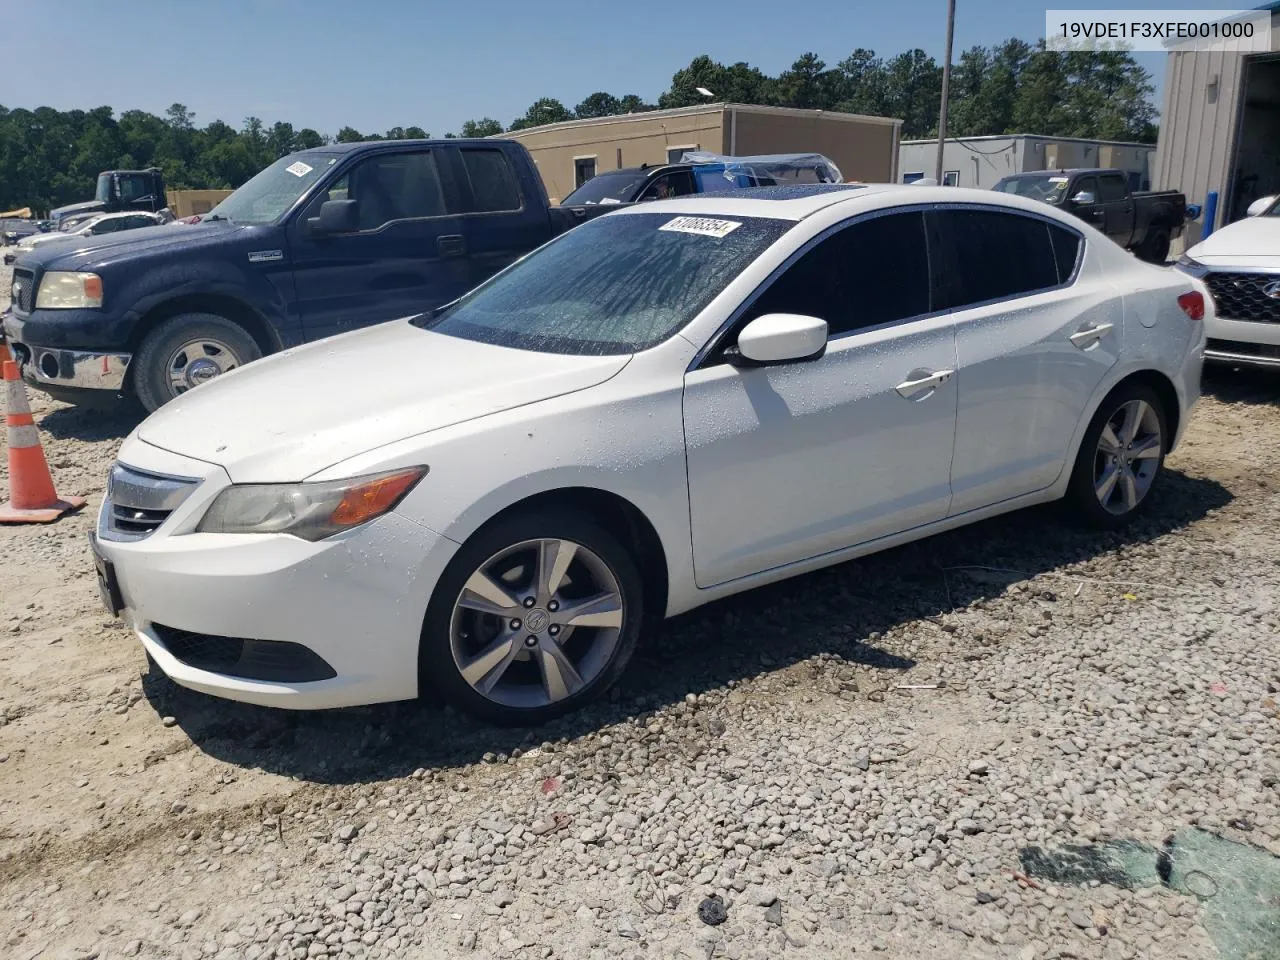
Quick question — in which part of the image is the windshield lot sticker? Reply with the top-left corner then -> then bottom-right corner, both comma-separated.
659,216 -> 743,239
285,161 -> 314,177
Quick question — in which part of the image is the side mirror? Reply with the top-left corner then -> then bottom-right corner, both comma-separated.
733,313 -> 827,366
1071,190 -> 1096,206
1247,194 -> 1277,217
309,198 -> 358,234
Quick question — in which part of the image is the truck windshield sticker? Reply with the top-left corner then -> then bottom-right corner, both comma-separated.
659,216 -> 743,239
285,161 -> 314,178
1049,176 -> 1069,183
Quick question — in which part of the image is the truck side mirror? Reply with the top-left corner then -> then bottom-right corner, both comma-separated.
1071,190 -> 1096,206
309,199 -> 359,235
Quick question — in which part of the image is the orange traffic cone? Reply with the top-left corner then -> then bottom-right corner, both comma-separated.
0,339 -> 12,364
0,360 -> 86,523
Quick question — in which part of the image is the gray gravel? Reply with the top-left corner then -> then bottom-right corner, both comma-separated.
3,259 -> 1280,958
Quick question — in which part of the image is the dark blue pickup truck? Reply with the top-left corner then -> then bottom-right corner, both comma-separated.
3,139 -> 604,410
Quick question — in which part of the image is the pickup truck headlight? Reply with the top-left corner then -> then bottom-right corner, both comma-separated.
196,467 -> 426,541
35,272 -> 104,309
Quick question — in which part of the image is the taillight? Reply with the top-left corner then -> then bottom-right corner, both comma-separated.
1177,291 -> 1204,321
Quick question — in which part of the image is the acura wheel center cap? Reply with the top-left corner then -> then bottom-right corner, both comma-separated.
525,609 -> 550,633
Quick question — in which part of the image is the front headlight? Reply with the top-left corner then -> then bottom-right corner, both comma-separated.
1175,253 -> 1208,277
196,467 -> 427,541
35,272 -> 104,309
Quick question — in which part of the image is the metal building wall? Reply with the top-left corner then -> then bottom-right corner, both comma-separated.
1153,46 -> 1247,244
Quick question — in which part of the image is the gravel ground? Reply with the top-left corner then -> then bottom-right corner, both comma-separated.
3,261 -> 1280,960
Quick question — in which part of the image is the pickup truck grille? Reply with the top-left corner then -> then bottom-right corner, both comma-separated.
1203,271 -> 1280,324
100,463 -> 199,542
10,267 -> 35,313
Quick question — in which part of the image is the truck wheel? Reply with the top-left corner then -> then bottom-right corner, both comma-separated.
133,313 -> 262,412
1135,230 -> 1170,264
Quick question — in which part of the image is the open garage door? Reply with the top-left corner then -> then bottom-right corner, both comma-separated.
1227,54 -> 1280,223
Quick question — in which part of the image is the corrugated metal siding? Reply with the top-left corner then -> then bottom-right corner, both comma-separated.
1154,45 -> 1246,242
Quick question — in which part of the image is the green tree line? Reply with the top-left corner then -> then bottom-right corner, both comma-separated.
0,37 -> 1155,213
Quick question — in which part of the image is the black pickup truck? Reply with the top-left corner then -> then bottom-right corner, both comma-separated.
993,169 -> 1187,263
50,168 -> 170,226
4,139 -> 608,411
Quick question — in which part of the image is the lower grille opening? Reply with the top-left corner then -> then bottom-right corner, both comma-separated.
152,624 -> 337,683
1207,338 -> 1280,361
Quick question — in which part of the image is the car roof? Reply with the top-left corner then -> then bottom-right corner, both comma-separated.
293,138 -> 497,157
609,183 -> 1082,223
1002,168 -> 1122,178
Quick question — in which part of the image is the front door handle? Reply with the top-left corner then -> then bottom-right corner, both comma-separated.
895,368 -> 954,400
1069,323 -> 1114,349
437,234 -> 466,257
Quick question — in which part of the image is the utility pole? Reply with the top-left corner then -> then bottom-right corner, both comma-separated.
935,0 -> 956,184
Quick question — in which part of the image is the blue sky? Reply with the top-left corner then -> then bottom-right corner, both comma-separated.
5,0 -> 1225,136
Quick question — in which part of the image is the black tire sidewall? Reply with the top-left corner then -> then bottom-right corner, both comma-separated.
133,313 -> 261,412
1067,382 -> 1168,529
420,511 -> 645,725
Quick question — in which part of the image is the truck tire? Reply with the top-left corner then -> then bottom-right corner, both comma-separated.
133,313 -> 262,412
1134,230 -> 1170,264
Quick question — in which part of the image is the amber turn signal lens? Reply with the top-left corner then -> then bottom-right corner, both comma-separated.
82,275 -> 104,302
329,468 -> 426,527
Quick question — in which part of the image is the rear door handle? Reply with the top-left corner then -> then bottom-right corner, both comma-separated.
895,368 -> 954,400
437,234 -> 466,257
1069,323 -> 1114,349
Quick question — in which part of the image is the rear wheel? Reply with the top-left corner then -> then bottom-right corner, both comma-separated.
420,511 -> 644,725
133,312 -> 261,411
1134,229 -> 1171,264
1066,383 -> 1168,529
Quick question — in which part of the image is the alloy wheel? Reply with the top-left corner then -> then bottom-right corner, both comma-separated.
1093,398 -> 1162,515
165,338 -> 243,396
449,538 -> 625,709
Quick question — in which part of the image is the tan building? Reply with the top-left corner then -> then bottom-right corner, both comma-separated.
166,189 -> 234,218
502,103 -> 903,203
1153,3 -> 1280,242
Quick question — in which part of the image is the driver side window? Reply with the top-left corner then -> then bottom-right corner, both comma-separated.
711,211 -> 931,363
638,171 -> 696,202
310,151 -> 449,232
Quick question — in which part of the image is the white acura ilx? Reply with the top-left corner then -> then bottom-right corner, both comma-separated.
91,185 -> 1207,724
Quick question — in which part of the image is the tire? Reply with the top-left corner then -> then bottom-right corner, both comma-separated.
1134,230 -> 1170,264
132,312 -> 262,412
420,510 -> 645,725
1065,382 -> 1169,530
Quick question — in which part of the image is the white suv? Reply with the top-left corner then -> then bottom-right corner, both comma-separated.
1177,194 -> 1280,369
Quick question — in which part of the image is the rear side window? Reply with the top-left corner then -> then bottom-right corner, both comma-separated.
1097,175 -> 1127,203
460,148 -> 522,213
742,211 -> 930,338
1048,225 -> 1082,283
930,209 -> 1061,310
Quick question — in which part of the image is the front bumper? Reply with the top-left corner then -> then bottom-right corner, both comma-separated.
2,311 -> 130,392
96,438 -> 460,710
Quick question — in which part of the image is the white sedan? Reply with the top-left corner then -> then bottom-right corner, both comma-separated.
92,185 -> 1208,724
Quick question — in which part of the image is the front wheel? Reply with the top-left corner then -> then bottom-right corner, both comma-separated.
132,313 -> 262,412
1066,384 -> 1168,529
420,511 -> 645,725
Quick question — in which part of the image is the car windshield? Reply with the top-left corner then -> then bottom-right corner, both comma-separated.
205,153 -> 340,224
561,171 -> 651,205
415,212 -> 793,355
994,175 -> 1071,204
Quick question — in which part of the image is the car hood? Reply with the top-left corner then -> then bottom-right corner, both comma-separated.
22,221 -> 239,271
135,319 -> 631,483
1187,217 -> 1280,263
51,200 -> 106,220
